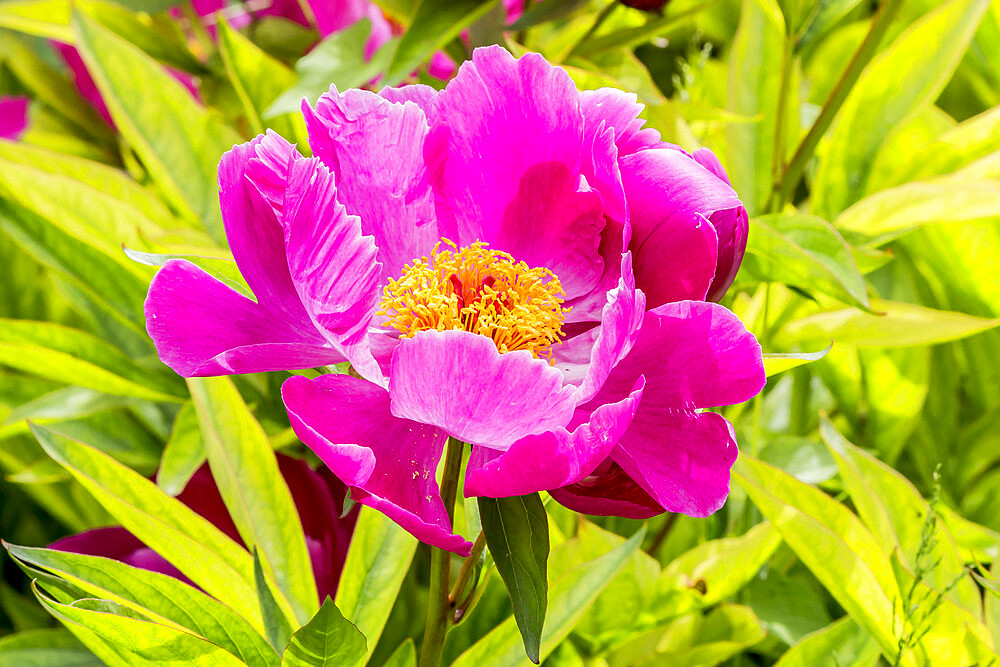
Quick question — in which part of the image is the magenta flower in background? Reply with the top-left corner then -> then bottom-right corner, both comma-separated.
52,455 -> 355,601
0,97 -> 29,140
54,0 -> 392,125
144,45 -> 764,555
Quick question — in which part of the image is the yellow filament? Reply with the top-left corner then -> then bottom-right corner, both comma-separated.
379,239 -> 568,358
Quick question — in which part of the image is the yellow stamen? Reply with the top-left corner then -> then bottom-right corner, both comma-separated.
379,239 -> 569,359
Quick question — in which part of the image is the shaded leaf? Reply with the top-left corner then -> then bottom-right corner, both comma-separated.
281,598 -> 366,667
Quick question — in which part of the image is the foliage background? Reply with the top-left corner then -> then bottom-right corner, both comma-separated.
1,0 -> 1000,664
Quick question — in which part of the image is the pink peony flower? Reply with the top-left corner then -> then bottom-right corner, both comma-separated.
51,455 -> 355,601
144,45 -> 763,555
0,97 -> 29,140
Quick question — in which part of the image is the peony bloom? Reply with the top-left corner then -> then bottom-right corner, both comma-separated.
52,455 -> 355,600
145,45 -> 763,555
0,97 -> 29,140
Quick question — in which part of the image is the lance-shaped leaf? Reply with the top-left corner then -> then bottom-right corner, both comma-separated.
763,345 -> 832,378
811,0 -> 992,219
453,527 -> 644,667
335,507 -> 417,663
28,424 -> 262,628
71,10 -> 241,243
281,598 -> 366,667
0,319 -> 184,402
4,543 -> 279,667
188,376 -> 316,626
156,402 -> 206,496
33,587 -> 247,666
383,0 -> 497,85
0,628 -> 100,666
478,493 -> 549,664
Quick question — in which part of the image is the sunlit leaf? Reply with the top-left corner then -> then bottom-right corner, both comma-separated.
281,598 -> 366,667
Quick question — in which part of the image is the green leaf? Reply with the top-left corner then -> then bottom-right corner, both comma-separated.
216,15 -> 304,142
188,376 -> 316,626
4,544 -> 279,667
776,299 -> 1000,348
478,494 -> 549,663
32,585 -> 247,666
726,0 -> 787,216
763,345 -> 832,377
0,319 -> 184,402
334,508 -> 417,663
452,527 -> 645,667
819,417 -> 980,611
266,20 -> 397,117
835,178 -> 1000,243
156,402 -> 205,496
507,0 -> 590,31
0,0 -> 75,41
29,423 -> 262,628
281,598 -> 367,667
71,10 -> 241,243
811,0 -> 993,219
384,0 -> 497,86
383,640 -> 416,667
742,214 -> 870,308
734,456 -> 905,663
661,522 -> 783,609
123,247 -> 251,299
254,549 -> 295,655
0,628 -> 100,666
774,616 -> 880,667
0,198 -> 150,337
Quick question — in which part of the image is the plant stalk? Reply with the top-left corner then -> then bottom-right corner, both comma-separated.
418,437 -> 465,667
772,0 -> 905,209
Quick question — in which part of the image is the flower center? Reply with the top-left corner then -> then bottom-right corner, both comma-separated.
380,239 -> 568,359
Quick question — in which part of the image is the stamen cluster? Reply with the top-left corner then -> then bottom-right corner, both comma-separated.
380,240 -> 568,358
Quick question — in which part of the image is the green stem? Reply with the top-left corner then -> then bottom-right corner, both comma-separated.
449,531 -> 487,610
772,0 -> 905,209
767,33 -> 795,214
561,1 -> 619,62
418,437 -> 465,667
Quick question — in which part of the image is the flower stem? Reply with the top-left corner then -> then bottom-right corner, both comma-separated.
771,0 -> 905,209
418,437 -> 465,667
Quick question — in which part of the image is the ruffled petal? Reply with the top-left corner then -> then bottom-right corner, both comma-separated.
388,330 -> 576,450
145,260 -> 342,376
549,459 -> 663,519
282,374 -> 471,555
219,139 -> 312,328
611,410 -> 738,517
592,300 -> 765,411
432,46 -> 605,300
557,253 -> 646,404
579,88 -> 661,158
621,147 -> 745,306
280,154 -> 381,343
464,377 -> 644,498
303,88 -> 441,281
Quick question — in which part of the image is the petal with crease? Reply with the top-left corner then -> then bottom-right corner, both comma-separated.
282,374 -> 471,555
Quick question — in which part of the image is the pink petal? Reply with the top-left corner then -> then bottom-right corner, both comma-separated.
219,138 -> 313,328
282,374 -> 472,555
549,459 -> 663,519
51,527 -> 188,581
593,300 -> 765,411
579,88 -> 661,158
611,410 -> 739,517
690,148 -> 747,301
145,260 -> 342,376
557,253 -> 646,404
280,154 -> 381,343
464,377 -> 644,498
432,46 -> 606,300
0,97 -> 29,139
303,88 -> 442,281
388,330 -> 577,450
621,147 -> 745,306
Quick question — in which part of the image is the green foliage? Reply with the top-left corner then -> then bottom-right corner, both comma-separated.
0,0 -> 999,665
